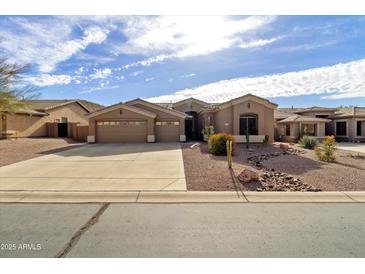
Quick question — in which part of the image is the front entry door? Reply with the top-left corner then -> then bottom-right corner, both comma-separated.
58,123 -> 68,137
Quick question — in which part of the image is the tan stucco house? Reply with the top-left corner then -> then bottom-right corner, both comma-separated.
87,94 -> 278,143
0,99 -> 102,138
275,106 -> 365,142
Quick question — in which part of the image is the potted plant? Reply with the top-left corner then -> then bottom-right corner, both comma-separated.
201,125 -> 215,141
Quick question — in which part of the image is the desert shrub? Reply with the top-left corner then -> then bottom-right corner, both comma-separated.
315,135 -> 336,162
299,135 -> 318,149
208,133 -> 235,156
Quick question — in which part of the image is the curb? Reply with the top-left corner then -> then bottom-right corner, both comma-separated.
0,191 -> 365,203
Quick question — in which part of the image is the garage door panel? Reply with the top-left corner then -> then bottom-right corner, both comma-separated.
97,120 -> 147,143
155,121 -> 180,142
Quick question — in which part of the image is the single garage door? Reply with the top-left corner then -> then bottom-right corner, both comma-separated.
96,120 -> 147,143
155,121 -> 180,142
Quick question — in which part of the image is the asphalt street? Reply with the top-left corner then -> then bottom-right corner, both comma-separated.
1,203 -> 364,257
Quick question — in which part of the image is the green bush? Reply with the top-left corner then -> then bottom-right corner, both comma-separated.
299,135 -> 318,149
208,133 -> 235,156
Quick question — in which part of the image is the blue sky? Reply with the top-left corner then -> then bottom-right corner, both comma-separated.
1,15 -> 365,107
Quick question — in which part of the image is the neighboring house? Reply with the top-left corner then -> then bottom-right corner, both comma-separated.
275,106 -> 365,142
0,99 -> 103,138
87,94 -> 278,143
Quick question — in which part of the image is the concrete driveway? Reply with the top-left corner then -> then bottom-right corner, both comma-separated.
337,143 -> 365,154
0,143 -> 186,191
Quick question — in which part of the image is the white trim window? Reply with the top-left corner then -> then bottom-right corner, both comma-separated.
155,121 -> 179,126
239,114 -> 258,135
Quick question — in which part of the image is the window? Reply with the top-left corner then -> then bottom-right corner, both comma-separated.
285,124 -> 290,136
336,121 -> 347,136
97,122 -> 103,126
301,124 -> 317,136
156,121 -> 179,126
239,115 -> 258,135
61,117 -> 68,123
357,121 -> 362,136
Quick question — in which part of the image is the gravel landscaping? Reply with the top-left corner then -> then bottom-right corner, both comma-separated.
182,142 -> 365,191
0,138 -> 82,167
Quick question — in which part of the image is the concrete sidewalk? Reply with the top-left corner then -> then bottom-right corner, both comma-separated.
0,191 -> 364,203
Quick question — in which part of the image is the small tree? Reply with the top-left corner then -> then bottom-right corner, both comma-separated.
0,59 -> 36,113
315,135 -> 337,162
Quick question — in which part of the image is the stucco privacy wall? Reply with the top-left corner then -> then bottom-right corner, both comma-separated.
132,103 -> 185,136
5,102 -> 89,137
88,107 -> 155,139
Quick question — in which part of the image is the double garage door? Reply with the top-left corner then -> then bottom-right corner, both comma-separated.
96,120 -> 147,143
96,120 -> 180,143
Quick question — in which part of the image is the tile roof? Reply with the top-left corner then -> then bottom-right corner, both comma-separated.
24,99 -> 103,113
274,109 -> 292,120
277,114 -> 331,123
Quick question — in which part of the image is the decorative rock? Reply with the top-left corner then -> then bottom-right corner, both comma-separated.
280,143 -> 289,150
246,149 -> 321,192
190,143 -> 200,149
237,167 -> 260,183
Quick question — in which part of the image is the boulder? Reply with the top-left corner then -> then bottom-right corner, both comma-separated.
280,143 -> 289,150
237,167 -> 260,183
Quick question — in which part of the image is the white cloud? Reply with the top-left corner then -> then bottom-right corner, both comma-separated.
0,17 -> 110,73
24,74 -> 73,86
130,70 -> 144,77
122,54 -> 170,69
180,73 -> 196,78
145,77 -> 154,82
79,85 -> 119,94
147,59 -> 365,103
89,68 -> 112,80
277,40 -> 338,52
75,67 -> 85,74
239,37 -> 282,49
115,16 -> 277,69
116,75 -> 125,80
